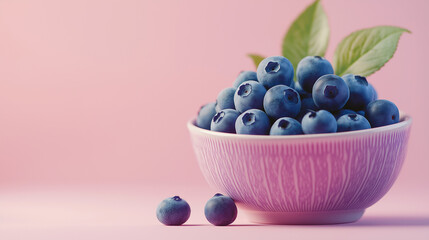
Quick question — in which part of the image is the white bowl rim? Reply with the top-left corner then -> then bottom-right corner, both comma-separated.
188,112 -> 412,140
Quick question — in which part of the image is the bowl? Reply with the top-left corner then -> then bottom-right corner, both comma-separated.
187,113 -> 412,225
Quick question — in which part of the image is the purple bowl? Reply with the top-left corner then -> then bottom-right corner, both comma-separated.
187,113 -> 412,224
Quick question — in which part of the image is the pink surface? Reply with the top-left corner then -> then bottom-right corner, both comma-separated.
1,185 -> 429,240
0,0 -> 428,238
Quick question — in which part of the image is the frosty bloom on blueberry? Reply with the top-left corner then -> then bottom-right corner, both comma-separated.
204,193 -> 237,226
270,117 -> 303,135
312,74 -> 350,112
297,56 -> 334,93
257,56 -> 294,89
342,74 -> 374,111
196,102 -> 217,130
337,113 -> 371,132
233,71 -> 258,89
301,110 -> 337,134
365,99 -> 399,127
235,109 -> 271,135
234,81 -> 267,113
156,196 -> 191,226
263,85 -> 301,119
210,109 -> 240,133
215,87 -> 236,111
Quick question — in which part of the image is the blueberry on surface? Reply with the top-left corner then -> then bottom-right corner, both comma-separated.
210,109 -> 240,133
337,113 -> 371,132
196,103 -> 217,130
156,196 -> 191,226
312,74 -> 350,112
233,71 -> 258,89
257,56 -> 294,89
270,117 -> 303,135
263,85 -> 301,119
301,110 -> 337,134
215,87 -> 236,111
295,96 -> 319,122
365,99 -> 399,128
297,56 -> 334,93
333,109 -> 356,119
204,193 -> 237,226
342,74 -> 374,110
234,81 -> 267,113
235,109 -> 271,135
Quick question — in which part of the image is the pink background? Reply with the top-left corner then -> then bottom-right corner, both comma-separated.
0,0 -> 428,239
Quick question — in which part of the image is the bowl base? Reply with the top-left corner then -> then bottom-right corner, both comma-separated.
242,208 -> 365,225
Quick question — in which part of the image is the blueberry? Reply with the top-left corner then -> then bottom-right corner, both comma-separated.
291,80 -> 311,98
204,193 -> 237,226
312,74 -> 350,111
337,113 -> 371,132
295,96 -> 319,122
297,56 -> 334,93
196,103 -> 217,130
365,99 -> 399,127
263,85 -> 301,119
333,109 -> 356,119
368,83 -> 378,101
342,74 -> 374,110
156,196 -> 191,226
270,117 -> 303,135
235,109 -> 270,135
234,81 -> 267,113
356,110 -> 365,116
233,71 -> 258,89
301,110 -> 337,134
257,56 -> 294,89
210,109 -> 240,133
215,87 -> 236,111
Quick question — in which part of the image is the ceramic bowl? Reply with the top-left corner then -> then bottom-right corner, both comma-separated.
187,113 -> 412,224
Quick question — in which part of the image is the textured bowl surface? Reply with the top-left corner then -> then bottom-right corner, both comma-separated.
188,114 -> 412,224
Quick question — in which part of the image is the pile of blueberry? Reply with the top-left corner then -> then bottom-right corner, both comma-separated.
196,56 -> 399,135
156,193 -> 237,226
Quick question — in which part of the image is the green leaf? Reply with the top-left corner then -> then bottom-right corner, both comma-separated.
248,54 -> 265,69
333,26 -> 410,77
282,0 -> 329,78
